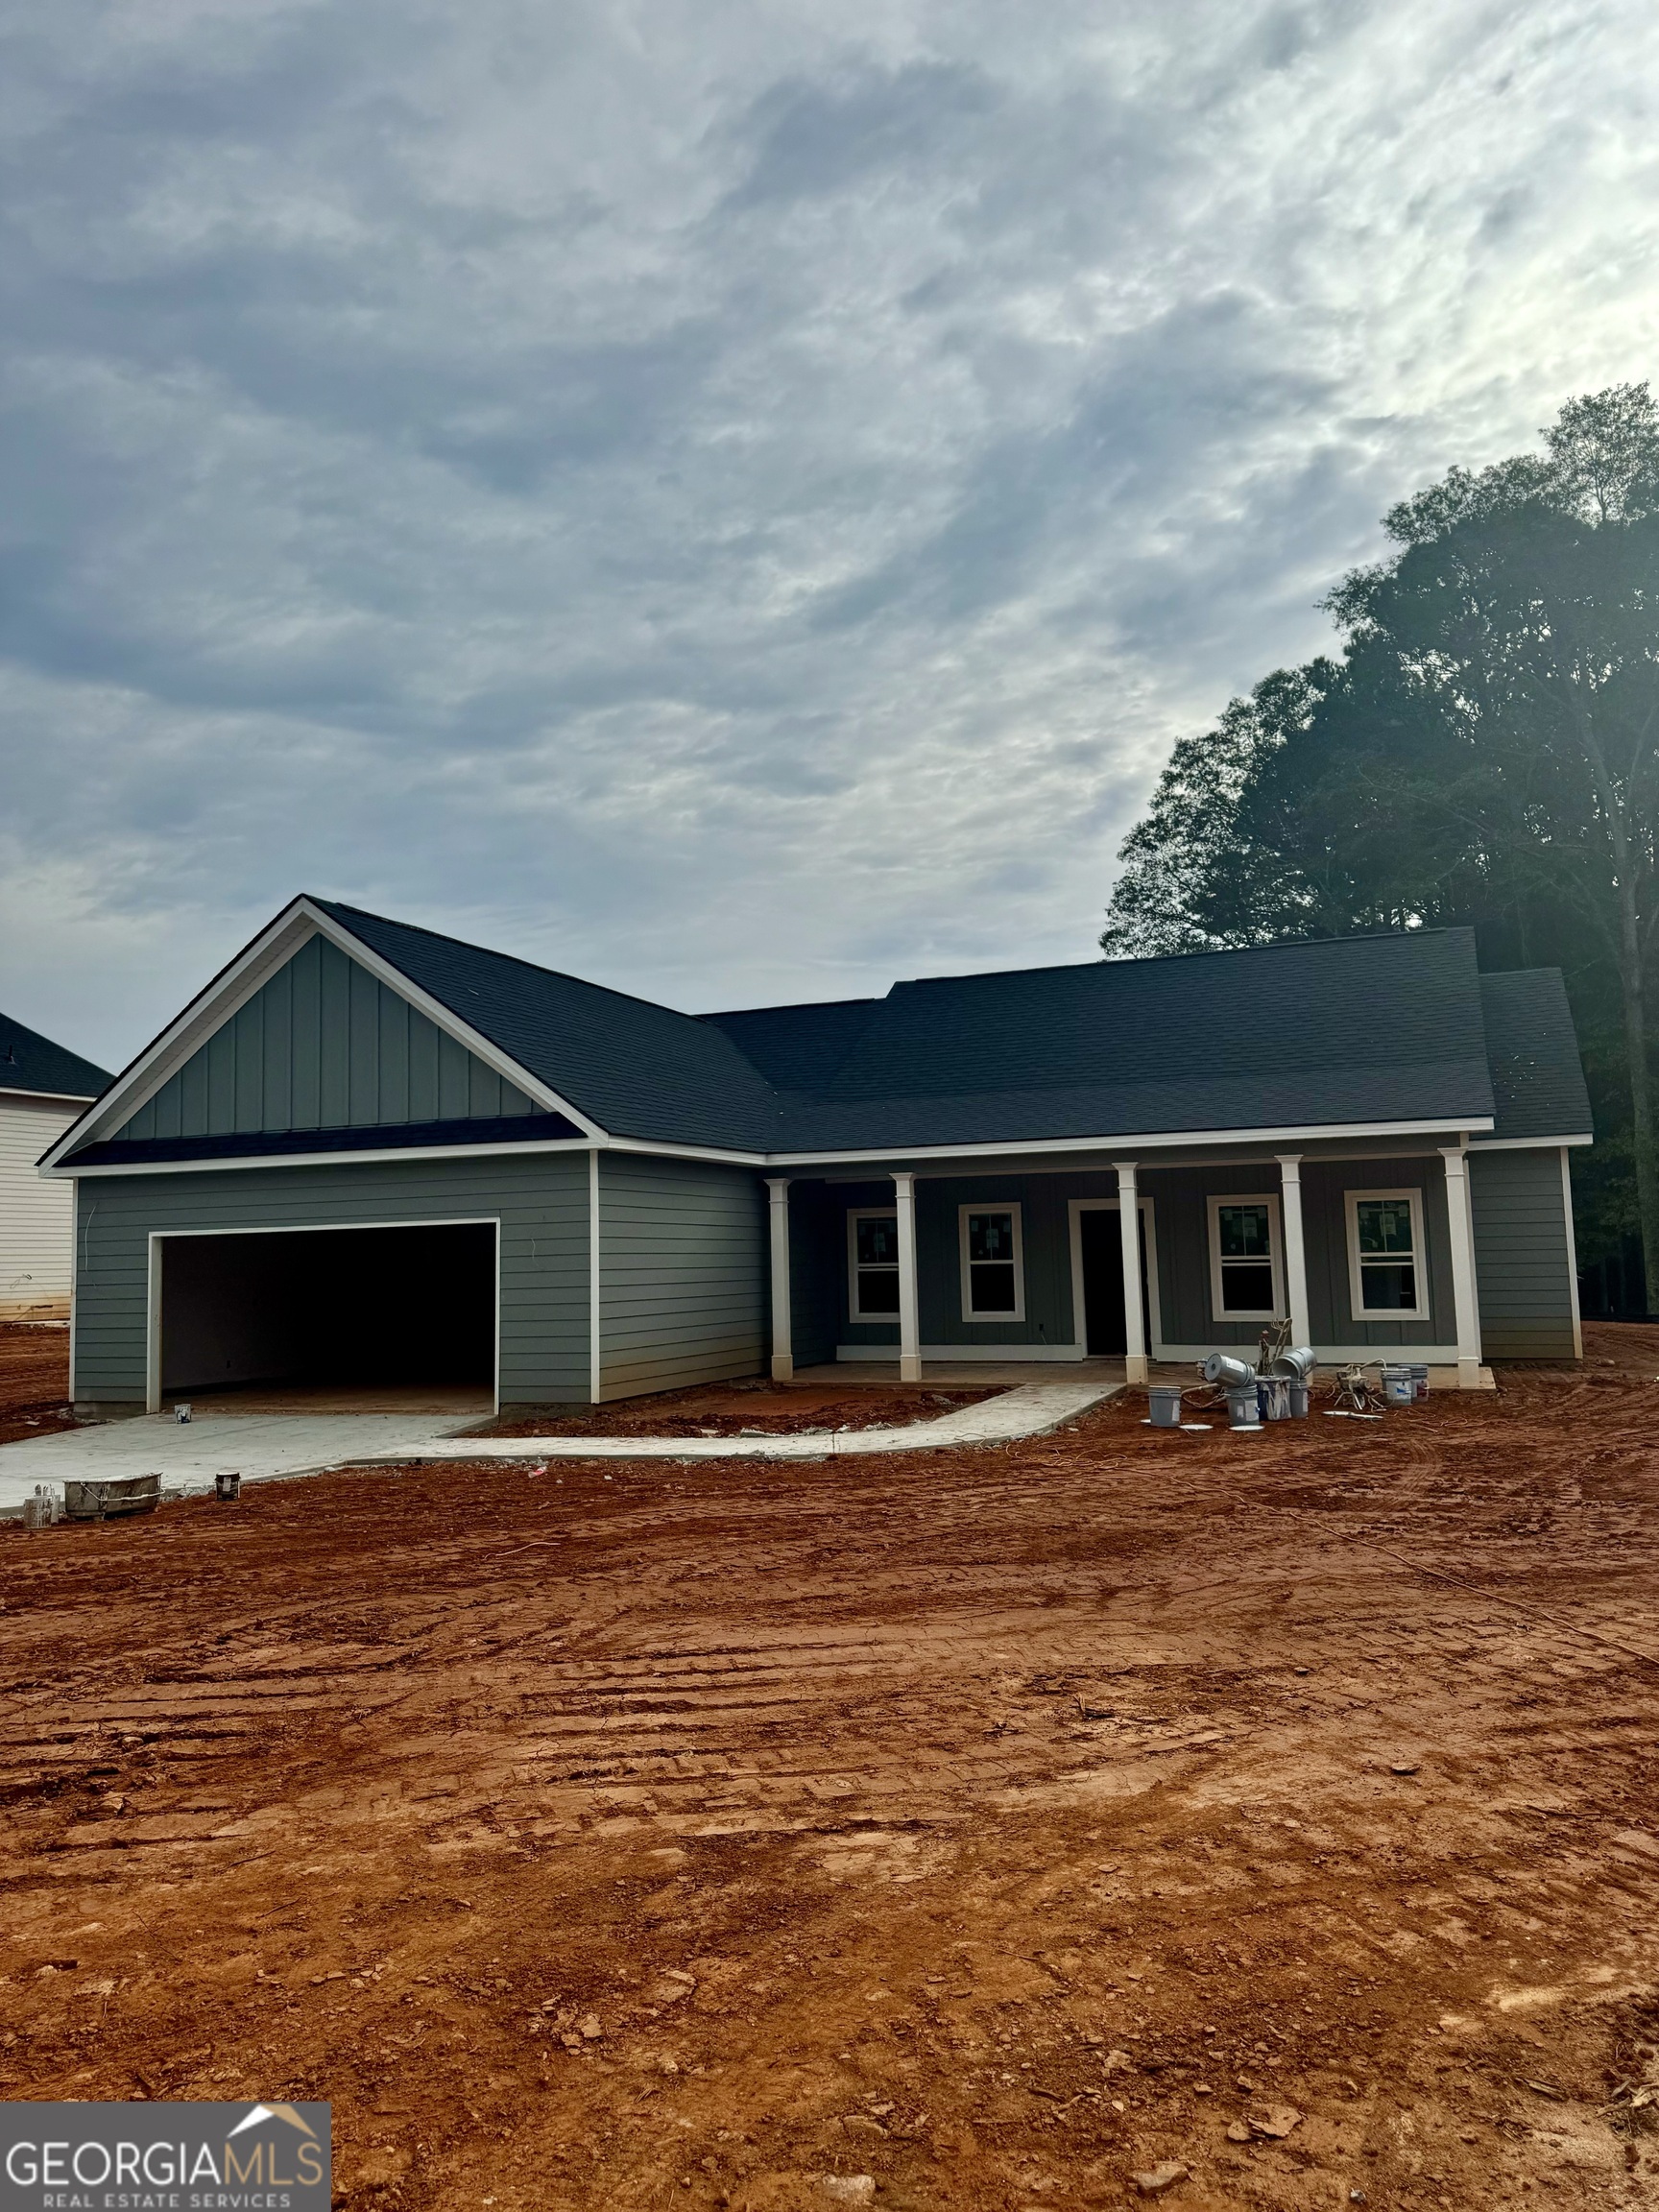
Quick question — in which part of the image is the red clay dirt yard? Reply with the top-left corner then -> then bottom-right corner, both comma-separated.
3,1323 -> 1659,2211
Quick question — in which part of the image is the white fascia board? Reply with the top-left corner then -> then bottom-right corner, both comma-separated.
0,1086 -> 100,1108
301,902 -> 603,1138
68,1113 -> 1506,1181
1467,1132 -> 1593,1150
766,1114 -> 1495,1169
56,1137 -> 595,1178
39,895 -> 608,1174
38,899 -> 321,1172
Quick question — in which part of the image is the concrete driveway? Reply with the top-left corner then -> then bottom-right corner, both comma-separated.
0,1381 -> 1118,1515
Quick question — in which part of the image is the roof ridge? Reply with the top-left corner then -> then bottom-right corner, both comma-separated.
699,995 -> 882,1020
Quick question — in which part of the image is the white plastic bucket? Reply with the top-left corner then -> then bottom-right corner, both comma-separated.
1226,1385 -> 1261,1428
1148,1386 -> 1184,1428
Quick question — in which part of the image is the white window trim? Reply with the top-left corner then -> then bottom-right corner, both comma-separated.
1207,1192 -> 1285,1323
957,1201 -> 1026,1324
847,1206 -> 900,1323
1345,1187 -> 1431,1323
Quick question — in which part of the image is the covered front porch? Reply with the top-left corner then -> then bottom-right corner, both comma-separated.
764,1140 -> 1498,1391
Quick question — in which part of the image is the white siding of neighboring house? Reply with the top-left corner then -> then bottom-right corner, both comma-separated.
0,1095 -> 84,1316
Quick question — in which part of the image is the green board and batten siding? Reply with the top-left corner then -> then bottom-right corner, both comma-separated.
115,935 -> 538,1142
596,1153 -> 766,1401
72,1154 -> 591,1407
1470,1146 -> 1579,1359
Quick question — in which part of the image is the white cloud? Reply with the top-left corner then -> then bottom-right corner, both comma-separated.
1,0 -> 1656,1062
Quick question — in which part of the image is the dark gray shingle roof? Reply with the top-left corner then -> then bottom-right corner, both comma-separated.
314,901 -> 783,1149
320,909 -> 1522,1152
0,1010 -> 111,1101
75,904 -> 1578,1165
1474,971 -> 1593,1142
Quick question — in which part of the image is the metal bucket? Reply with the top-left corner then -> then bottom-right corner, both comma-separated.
1204,1353 -> 1258,1389
1259,1378 -> 1293,1421
1147,1386 -> 1184,1428
1381,1366 -> 1414,1407
1226,1384 -> 1261,1428
63,1474 -> 161,1523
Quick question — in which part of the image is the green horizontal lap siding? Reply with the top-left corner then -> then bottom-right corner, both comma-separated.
116,935 -> 537,1142
72,1153 -> 589,1406
596,1154 -> 766,1400
1471,1148 -> 1578,1360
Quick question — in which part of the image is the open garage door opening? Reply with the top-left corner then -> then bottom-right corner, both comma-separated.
158,1222 -> 497,1413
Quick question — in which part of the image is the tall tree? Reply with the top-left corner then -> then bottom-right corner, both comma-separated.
1102,386 -> 1659,1308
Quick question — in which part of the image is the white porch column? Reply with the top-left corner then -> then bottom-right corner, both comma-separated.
1276,1152 -> 1311,1351
893,1170 -> 922,1383
1439,1145 -> 1483,1389
764,1177 -> 793,1382
1115,1161 -> 1147,1383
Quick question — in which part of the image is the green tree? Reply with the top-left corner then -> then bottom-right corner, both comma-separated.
1102,385 -> 1659,1309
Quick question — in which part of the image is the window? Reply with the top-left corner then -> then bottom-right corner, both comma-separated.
848,1209 -> 900,1319
958,1204 -> 1024,1321
1346,1189 -> 1429,1320
1207,1194 -> 1283,1321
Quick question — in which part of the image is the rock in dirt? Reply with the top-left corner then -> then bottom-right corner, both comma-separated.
819,2178 -> 876,2206
1247,2104 -> 1302,2139
1130,2164 -> 1189,2197
1225,2121 -> 1251,2143
578,2013 -> 603,2040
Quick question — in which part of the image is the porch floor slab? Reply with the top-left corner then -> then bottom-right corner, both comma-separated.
0,1382 -> 1120,1512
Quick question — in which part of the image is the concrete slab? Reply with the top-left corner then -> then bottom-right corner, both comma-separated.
0,1382 -> 1120,1512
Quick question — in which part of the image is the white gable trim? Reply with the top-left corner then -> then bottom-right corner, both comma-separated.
38,896 -> 606,1173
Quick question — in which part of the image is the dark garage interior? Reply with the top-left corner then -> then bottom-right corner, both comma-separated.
160,1223 -> 496,1401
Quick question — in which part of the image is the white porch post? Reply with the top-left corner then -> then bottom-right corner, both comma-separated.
1276,1152 -> 1311,1351
1115,1161 -> 1147,1383
893,1170 -> 922,1383
1440,1144 -> 1482,1389
765,1177 -> 793,1382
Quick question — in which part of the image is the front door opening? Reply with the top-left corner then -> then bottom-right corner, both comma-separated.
159,1222 -> 496,1410
1078,1208 -> 1150,1357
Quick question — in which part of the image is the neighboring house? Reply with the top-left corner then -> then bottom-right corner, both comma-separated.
1,1012 -> 112,1320
40,897 -> 1592,1412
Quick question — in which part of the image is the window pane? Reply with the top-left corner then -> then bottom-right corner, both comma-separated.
1360,1261 -> 1417,1311
1356,1199 -> 1414,1256
856,1267 -> 901,1313
969,1261 -> 1018,1313
1217,1204 -> 1271,1259
1219,1260 -> 1275,1312
855,1215 -> 898,1266
967,1212 -> 1016,1263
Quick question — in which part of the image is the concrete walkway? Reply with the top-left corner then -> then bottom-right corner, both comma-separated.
0,1382 -> 1119,1513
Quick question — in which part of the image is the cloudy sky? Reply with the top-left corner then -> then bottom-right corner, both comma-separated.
2,0 -> 1655,1070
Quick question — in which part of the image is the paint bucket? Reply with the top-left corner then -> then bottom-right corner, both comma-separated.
1270,1346 -> 1317,1382
1259,1378 -> 1294,1421
1147,1386 -> 1183,1428
1407,1363 -> 1430,1401
1381,1366 -> 1414,1407
1226,1384 -> 1261,1429
1288,1382 -> 1310,1418
215,1471 -> 242,1503
1204,1353 -> 1258,1388
63,1474 -> 161,1523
